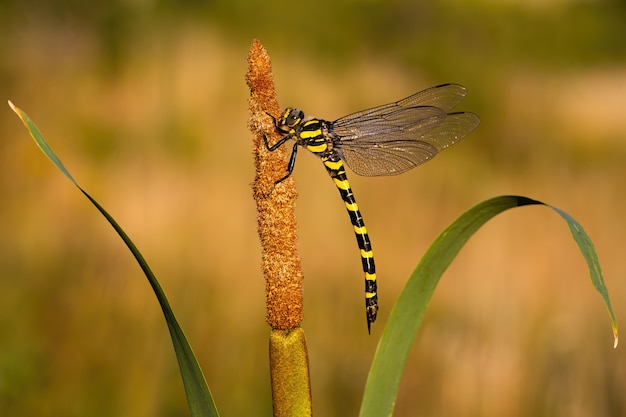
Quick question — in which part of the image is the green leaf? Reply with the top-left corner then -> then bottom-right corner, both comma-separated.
549,205 -> 618,347
10,101 -> 220,417
360,195 -> 618,417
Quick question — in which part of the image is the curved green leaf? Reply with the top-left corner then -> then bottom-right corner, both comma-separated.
10,101 -> 220,417
550,205 -> 618,347
360,195 -> 618,417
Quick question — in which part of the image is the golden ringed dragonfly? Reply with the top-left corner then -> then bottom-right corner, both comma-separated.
264,83 -> 480,333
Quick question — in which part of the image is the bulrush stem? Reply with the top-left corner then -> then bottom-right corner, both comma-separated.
247,39 -> 312,417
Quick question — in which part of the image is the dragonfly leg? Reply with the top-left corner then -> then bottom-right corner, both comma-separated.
261,134 -> 299,193
273,142 -> 299,185
263,132 -> 293,151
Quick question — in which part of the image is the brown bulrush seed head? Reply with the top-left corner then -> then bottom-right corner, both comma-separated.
247,39 -> 304,330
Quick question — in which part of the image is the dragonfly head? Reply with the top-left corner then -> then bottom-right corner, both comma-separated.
278,108 -> 305,129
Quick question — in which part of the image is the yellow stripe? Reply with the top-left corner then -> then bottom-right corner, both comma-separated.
281,109 -> 293,120
306,143 -> 327,153
300,129 -> 322,140
333,178 -> 351,191
345,201 -> 359,212
324,159 -> 343,171
366,292 -> 377,299
365,272 -> 376,282
353,225 -> 367,235
302,120 -> 318,128
360,249 -> 374,259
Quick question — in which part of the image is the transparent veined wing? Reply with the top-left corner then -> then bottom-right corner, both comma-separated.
331,84 -> 480,176
333,83 -> 469,131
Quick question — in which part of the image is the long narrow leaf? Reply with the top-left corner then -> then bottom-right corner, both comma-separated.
550,205 -> 618,347
360,195 -> 618,417
10,101 -> 219,417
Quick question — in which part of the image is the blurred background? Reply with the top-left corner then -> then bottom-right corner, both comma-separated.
1,0 -> 626,416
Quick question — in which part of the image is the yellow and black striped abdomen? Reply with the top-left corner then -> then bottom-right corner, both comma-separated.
322,154 -> 378,332
290,118 -> 379,331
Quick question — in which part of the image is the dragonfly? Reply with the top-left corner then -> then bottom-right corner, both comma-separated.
264,83 -> 480,333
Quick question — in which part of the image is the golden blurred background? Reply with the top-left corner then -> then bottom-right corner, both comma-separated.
1,0 -> 626,416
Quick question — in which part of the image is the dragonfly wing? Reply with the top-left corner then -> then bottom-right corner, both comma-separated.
334,105 -> 446,141
395,83 -> 468,111
336,111 -> 480,176
332,84 -> 469,128
338,139 -> 439,176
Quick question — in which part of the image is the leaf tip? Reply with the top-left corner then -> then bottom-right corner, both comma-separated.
613,329 -> 619,349
8,100 -> 25,123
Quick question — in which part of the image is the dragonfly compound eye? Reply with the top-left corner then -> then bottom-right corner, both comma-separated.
285,109 -> 304,127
